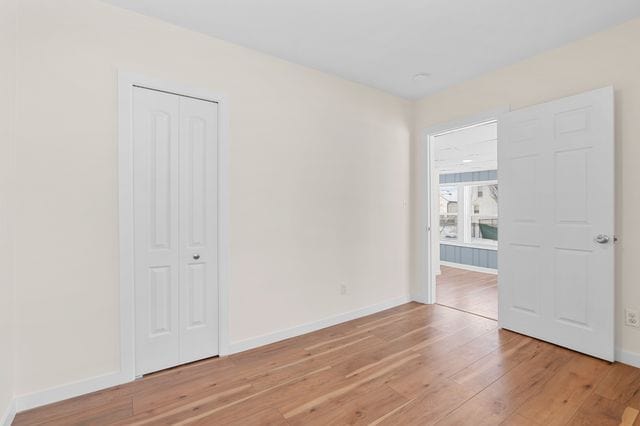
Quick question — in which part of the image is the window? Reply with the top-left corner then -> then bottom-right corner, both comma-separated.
439,186 -> 458,240
469,184 -> 498,243
439,181 -> 498,247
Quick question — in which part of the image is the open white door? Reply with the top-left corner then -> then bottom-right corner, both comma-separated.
498,87 -> 614,361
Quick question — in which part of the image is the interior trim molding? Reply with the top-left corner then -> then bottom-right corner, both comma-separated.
117,70 -> 232,383
228,295 -> 413,354
11,294 -> 413,414
13,371 -> 129,413
1,398 -> 16,426
418,107 -> 510,305
615,348 -> 640,369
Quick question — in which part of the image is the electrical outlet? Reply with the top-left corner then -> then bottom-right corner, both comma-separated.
340,284 -> 347,295
625,308 -> 639,328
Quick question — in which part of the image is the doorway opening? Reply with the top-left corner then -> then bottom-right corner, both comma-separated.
421,88 -> 614,360
427,118 -> 499,320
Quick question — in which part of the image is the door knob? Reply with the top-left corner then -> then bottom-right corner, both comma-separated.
594,234 -> 610,244
193,253 -> 200,260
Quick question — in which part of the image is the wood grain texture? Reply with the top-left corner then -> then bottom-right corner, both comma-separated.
13,302 -> 640,425
437,265 -> 498,319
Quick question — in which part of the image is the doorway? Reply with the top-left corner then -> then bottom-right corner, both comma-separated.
421,87 -> 614,362
430,120 -> 499,320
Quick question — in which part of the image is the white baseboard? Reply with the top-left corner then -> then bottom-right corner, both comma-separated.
440,261 -> 497,275
227,295 -> 413,354
1,398 -> 15,426
14,370 -> 131,413
411,292 -> 429,304
11,295 -> 413,415
615,348 -> 640,368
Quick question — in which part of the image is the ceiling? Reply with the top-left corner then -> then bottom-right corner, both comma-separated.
434,121 -> 496,174
101,0 -> 640,99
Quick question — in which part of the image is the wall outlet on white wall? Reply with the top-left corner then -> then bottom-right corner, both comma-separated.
340,284 -> 347,295
625,307 -> 639,328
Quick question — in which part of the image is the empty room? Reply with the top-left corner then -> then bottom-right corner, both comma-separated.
1,1 -> 640,425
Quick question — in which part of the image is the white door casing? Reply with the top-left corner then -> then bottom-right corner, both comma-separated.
421,108 -> 508,304
498,87 -> 614,361
133,86 -> 219,376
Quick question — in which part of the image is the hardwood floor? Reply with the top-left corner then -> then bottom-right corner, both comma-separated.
14,302 -> 640,425
437,265 -> 498,320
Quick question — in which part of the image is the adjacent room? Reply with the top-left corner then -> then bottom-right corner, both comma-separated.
433,121 -> 499,320
2,1 -> 640,425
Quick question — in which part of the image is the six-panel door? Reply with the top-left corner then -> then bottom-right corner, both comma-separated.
498,87 -> 614,361
133,87 -> 219,376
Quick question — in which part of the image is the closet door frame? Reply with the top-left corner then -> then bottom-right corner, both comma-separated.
118,72 -> 230,381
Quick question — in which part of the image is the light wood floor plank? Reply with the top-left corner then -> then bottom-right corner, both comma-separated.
375,378 -> 474,425
13,302 -> 640,425
437,265 -> 498,319
514,354 -> 610,425
566,393 -> 639,425
435,345 -> 575,425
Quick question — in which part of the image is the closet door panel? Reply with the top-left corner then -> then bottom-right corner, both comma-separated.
133,87 -> 181,375
178,96 -> 219,362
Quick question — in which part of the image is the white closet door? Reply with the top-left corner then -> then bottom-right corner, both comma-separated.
133,87 -> 181,375
178,96 -> 219,363
499,87 -> 614,361
133,87 -> 220,376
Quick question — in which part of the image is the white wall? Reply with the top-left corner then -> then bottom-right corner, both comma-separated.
12,0 -> 412,397
9,0 -> 640,409
0,0 -> 16,421
413,17 -> 640,358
